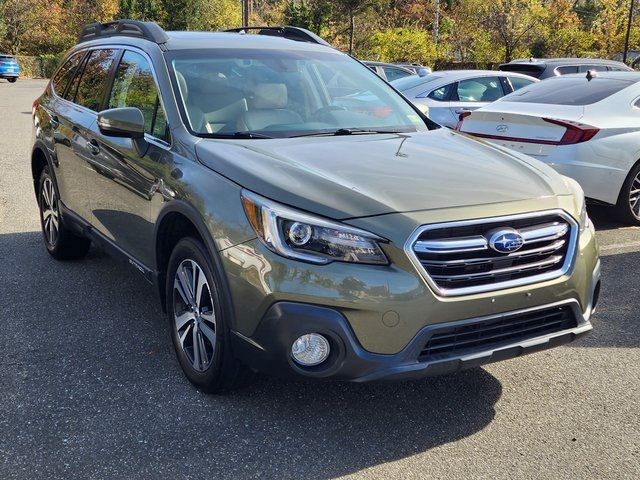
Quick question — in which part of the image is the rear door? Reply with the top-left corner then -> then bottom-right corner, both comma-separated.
448,76 -> 506,125
55,48 -> 120,220
86,49 -> 170,267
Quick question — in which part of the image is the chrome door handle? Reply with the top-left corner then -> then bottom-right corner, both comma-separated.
454,109 -> 471,115
50,115 -> 60,129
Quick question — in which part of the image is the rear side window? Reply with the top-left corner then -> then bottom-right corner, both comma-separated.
383,66 -> 410,82
499,64 -> 544,79
505,77 -> 635,105
508,76 -> 535,91
426,83 -> 453,101
52,52 -> 85,96
555,65 -> 578,75
108,51 -> 168,141
579,65 -> 608,72
74,49 -> 119,111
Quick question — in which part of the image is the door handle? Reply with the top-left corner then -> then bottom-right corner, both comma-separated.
50,115 -> 60,129
454,109 -> 471,115
88,139 -> 100,155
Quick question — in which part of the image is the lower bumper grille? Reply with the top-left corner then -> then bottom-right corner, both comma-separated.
419,305 -> 577,361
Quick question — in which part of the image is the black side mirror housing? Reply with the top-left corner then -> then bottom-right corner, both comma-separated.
97,108 -> 145,139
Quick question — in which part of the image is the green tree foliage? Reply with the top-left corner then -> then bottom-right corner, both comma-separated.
3,0 -> 640,68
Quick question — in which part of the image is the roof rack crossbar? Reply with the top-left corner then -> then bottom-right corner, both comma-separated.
79,20 -> 169,45
223,26 -> 331,47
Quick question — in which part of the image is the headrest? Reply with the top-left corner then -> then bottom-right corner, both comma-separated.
252,83 -> 288,109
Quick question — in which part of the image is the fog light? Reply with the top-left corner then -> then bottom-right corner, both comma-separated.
291,333 -> 330,366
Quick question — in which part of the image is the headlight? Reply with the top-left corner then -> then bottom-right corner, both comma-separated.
578,195 -> 590,232
241,190 -> 388,265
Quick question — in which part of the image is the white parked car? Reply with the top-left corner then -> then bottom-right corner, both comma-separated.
456,71 -> 640,224
391,70 -> 538,127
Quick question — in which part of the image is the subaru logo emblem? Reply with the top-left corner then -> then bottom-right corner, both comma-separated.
496,124 -> 509,133
488,228 -> 524,253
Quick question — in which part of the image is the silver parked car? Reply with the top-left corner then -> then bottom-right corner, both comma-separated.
392,70 -> 538,128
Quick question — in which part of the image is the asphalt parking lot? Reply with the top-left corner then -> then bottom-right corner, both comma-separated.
0,79 -> 638,479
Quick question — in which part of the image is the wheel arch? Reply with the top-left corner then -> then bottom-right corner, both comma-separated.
153,201 -> 234,324
31,142 -> 52,196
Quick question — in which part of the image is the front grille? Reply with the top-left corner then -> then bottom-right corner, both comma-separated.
419,305 -> 577,361
408,211 -> 577,296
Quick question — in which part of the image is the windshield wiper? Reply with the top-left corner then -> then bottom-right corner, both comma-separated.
230,131 -> 275,139
290,128 -> 407,138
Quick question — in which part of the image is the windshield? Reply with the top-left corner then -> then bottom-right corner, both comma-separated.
168,48 -> 431,138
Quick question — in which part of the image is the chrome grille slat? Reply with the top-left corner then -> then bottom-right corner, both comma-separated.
422,239 -> 566,267
431,255 -> 564,282
405,211 -> 578,296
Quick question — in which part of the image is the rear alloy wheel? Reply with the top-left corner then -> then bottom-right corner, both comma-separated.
7,78 -> 16,83
617,163 -> 640,225
38,167 -> 91,259
166,237 -> 253,392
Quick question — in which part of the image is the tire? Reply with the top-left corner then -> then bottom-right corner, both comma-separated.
616,162 -> 640,225
38,167 -> 91,259
166,237 -> 253,393
7,77 -> 17,83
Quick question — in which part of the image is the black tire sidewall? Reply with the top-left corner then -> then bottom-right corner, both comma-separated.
618,162 -> 640,225
166,237 -> 228,389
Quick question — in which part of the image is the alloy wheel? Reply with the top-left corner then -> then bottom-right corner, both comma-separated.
629,171 -> 640,219
173,259 -> 217,372
41,177 -> 59,246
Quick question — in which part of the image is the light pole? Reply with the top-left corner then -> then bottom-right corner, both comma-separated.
623,0 -> 636,64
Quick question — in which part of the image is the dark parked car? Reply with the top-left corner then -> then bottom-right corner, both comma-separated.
499,57 -> 631,79
0,54 -> 20,82
30,20 -> 599,393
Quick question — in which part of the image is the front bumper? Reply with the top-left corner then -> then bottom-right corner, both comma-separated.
231,297 -> 594,382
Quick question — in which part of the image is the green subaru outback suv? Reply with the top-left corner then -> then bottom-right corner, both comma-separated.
31,21 -> 600,392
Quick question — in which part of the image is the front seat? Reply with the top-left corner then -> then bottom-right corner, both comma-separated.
237,83 -> 303,132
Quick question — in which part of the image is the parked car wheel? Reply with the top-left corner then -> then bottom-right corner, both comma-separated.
38,167 -> 91,259
7,77 -> 17,83
617,162 -> 640,225
166,237 -> 253,393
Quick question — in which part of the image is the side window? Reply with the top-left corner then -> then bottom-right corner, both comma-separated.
580,65 -> 607,72
383,67 -> 410,82
52,52 -> 85,97
555,65 -> 578,75
74,49 -> 119,111
108,50 -> 168,141
509,76 -> 535,91
427,83 -> 454,101
456,77 -> 504,102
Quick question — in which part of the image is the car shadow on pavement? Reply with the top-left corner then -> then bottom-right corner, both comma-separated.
0,231 -> 502,479
587,205 -> 628,231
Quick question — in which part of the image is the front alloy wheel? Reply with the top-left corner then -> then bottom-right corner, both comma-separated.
173,259 -> 217,372
628,170 -> 640,221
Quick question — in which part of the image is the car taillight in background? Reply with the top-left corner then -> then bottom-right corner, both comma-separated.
542,118 -> 600,145
455,111 -> 472,130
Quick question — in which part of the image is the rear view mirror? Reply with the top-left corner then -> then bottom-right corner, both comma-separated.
97,108 -> 145,139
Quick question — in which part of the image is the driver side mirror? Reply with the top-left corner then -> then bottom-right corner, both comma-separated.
97,108 -> 145,139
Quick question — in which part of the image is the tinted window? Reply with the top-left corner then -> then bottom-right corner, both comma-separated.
505,77 -> 635,105
383,66 -> 411,82
109,51 -> 168,140
508,76 -> 535,91
499,64 -> 544,79
580,65 -> 608,72
455,77 -> 504,102
427,83 -> 454,101
52,52 -> 85,96
75,49 -> 119,111
555,65 -> 578,75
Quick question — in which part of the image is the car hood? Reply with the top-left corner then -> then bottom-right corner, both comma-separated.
195,128 -> 571,220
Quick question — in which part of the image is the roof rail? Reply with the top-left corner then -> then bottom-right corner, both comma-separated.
223,26 -> 331,47
79,20 -> 169,45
